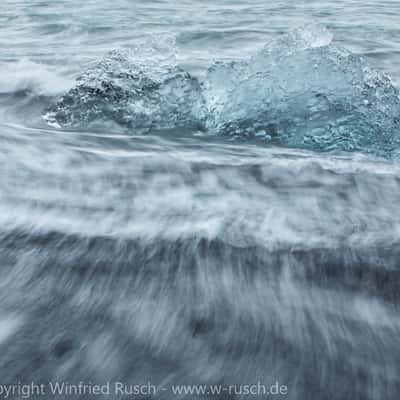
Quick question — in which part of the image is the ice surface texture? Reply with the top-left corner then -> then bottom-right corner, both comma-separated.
46,26 -> 400,157
45,36 -> 206,133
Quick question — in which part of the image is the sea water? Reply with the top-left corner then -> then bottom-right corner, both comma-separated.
0,1 -> 400,399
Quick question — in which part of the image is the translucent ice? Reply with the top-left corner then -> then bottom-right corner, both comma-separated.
46,26 -> 400,158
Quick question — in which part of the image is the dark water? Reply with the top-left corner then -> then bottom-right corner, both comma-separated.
1,1 -> 400,399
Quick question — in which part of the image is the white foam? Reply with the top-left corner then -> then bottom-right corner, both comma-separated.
0,314 -> 23,344
293,23 -> 334,48
0,59 -> 73,96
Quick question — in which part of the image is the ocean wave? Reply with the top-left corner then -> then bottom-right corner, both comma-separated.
0,59 -> 73,97
1,128 -> 400,250
45,25 -> 400,157
1,130 -> 400,398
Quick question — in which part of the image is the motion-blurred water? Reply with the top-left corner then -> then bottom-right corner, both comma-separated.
0,1 -> 400,399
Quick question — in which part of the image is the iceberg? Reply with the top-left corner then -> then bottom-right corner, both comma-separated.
45,26 -> 400,158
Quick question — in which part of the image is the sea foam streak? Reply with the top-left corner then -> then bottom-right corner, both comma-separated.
0,59 -> 72,96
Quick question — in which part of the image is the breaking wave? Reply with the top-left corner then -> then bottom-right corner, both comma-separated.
2,127 -> 400,399
45,25 -> 400,158
0,59 -> 72,97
